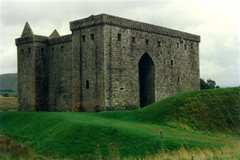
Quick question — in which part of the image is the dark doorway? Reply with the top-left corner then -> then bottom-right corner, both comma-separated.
138,53 -> 155,107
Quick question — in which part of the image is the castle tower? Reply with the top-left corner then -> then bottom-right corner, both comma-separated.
15,22 -> 48,111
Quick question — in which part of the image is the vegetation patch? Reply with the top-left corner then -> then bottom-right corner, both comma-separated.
0,87 -> 239,159
0,96 -> 17,112
137,87 -> 240,135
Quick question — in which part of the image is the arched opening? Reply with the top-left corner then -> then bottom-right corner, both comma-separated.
138,53 -> 155,107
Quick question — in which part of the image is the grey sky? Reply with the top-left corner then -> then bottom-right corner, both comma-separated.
0,0 -> 239,87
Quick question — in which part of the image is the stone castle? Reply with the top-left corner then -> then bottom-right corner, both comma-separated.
16,14 -> 200,112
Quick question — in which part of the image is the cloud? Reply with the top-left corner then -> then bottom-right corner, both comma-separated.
0,0 -> 239,87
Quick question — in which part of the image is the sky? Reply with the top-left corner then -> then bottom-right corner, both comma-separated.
0,0 -> 239,87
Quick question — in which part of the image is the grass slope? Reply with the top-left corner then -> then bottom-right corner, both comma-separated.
0,87 -> 239,159
99,87 -> 240,135
139,87 -> 240,134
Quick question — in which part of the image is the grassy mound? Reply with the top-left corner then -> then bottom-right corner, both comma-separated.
0,87 -> 239,159
1,112 -> 239,159
138,87 -> 240,134
99,87 -> 240,135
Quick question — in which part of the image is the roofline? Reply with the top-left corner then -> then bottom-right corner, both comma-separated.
15,34 -> 72,46
70,14 -> 200,42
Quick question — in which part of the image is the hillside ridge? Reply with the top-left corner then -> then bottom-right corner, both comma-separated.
0,73 -> 17,91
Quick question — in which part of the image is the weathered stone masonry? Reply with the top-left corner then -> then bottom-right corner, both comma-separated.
16,14 -> 200,112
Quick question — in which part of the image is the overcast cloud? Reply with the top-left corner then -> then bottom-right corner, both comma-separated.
0,0 -> 239,87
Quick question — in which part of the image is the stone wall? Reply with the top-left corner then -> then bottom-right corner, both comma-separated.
48,35 -> 72,111
17,43 -> 36,111
102,23 -> 199,110
71,25 -> 105,111
34,40 -> 48,111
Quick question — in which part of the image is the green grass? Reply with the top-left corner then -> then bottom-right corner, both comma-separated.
0,87 -> 239,159
98,87 -> 240,135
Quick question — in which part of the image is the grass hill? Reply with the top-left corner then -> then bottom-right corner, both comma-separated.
98,87 -> 240,135
0,87 -> 239,159
0,73 -> 17,95
140,87 -> 240,134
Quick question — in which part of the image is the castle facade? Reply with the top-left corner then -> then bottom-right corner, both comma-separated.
16,14 -> 200,111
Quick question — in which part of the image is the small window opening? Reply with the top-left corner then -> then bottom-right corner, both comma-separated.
169,44 -> 172,48
164,59 -> 166,64
82,35 -> 85,42
171,60 -> 174,66
41,48 -> 44,54
86,80 -> 89,89
52,47 -> 54,51
120,87 -> 124,90
145,39 -> 149,45
132,37 -> 135,43
191,43 -> 193,49
157,41 -> 161,47
118,34 -> 121,41
177,43 -> 179,48
61,46 -> 64,49
91,34 -> 94,41
21,49 -> 24,53
178,76 -> 180,82
28,48 -> 31,54
184,44 -> 187,50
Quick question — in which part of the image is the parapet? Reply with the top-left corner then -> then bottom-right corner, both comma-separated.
70,14 -> 200,42
48,34 -> 72,45
15,35 -> 48,46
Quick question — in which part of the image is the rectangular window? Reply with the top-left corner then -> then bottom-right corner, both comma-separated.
61,46 -> 64,49
184,44 -> 187,50
82,35 -> 85,42
118,34 -> 121,41
157,41 -> 161,47
177,43 -> 179,48
132,37 -> 135,43
28,48 -> 31,54
171,60 -> 174,66
52,47 -> 54,51
145,39 -> 149,45
178,76 -> 180,82
191,43 -> 193,49
21,49 -> 24,53
91,34 -> 94,41
86,80 -> 89,89
41,48 -> 44,54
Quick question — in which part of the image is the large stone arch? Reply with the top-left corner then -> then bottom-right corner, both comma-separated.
138,52 -> 155,107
